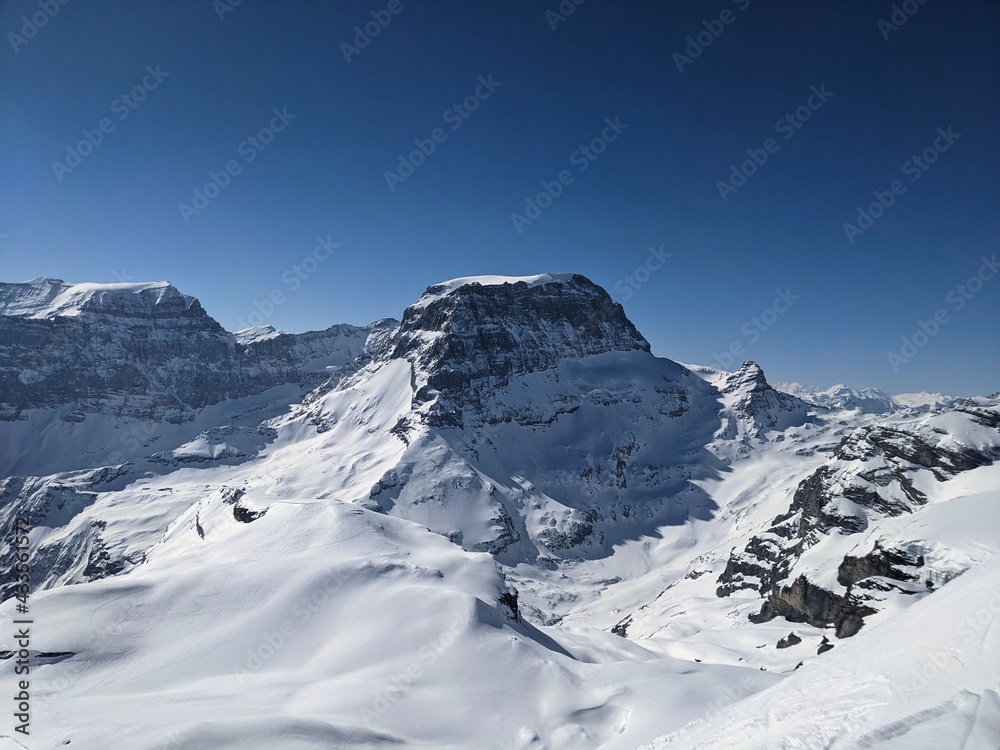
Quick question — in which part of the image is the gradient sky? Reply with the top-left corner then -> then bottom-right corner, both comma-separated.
1,0 -> 998,396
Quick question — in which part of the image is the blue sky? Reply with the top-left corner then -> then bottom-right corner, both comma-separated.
1,0 -> 997,396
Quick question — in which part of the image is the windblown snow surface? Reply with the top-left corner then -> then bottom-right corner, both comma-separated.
0,275 -> 997,749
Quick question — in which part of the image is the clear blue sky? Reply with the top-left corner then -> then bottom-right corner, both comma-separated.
1,1 -> 997,396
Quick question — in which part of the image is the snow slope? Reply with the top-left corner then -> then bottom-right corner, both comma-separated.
643,549 -> 1000,749
1,492 -> 779,749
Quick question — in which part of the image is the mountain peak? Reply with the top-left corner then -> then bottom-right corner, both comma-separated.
720,360 -> 813,437
723,361 -> 768,394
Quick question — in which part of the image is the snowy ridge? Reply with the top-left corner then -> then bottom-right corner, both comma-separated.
234,325 -> 283,344
893,391 -> 958,412
0,277 -> 195,319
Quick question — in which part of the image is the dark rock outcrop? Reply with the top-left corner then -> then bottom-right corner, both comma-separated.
838,541 -> 923,587
498,590 -> 521,622
750,575 -> 878,638
776,632 -> 801,649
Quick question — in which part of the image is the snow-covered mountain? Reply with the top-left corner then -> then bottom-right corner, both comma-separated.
777,381 -> 898,414
778,381 -> 963,416
892,390 -> 960,412
1,274 -> 996,749
0,277 -> 397,476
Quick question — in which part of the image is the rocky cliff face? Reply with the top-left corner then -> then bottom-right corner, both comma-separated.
0,278 -> 394,424
0,279 -> 227,421
717,398 -> 1000,636
384,274 -> 652,429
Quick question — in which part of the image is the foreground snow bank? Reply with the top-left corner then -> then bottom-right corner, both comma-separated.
1,498 -> 778,749
643,550 -> 1000,749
